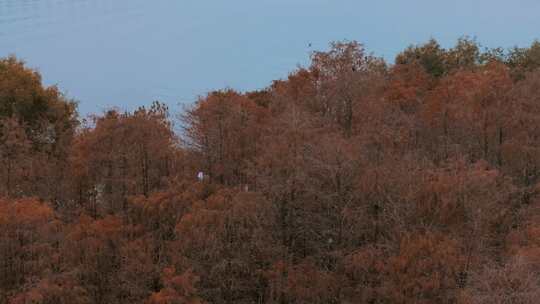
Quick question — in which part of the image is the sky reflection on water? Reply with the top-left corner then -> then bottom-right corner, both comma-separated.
1,0 -> 540,115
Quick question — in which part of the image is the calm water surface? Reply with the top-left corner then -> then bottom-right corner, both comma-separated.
2,0 -> 540,114
0,0 -> 308,114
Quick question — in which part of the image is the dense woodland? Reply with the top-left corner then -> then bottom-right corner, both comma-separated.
3,38 -> 540,303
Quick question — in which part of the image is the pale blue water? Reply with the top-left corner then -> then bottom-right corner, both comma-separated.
1,0 -> 540,115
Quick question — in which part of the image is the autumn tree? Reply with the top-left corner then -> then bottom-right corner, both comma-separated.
147,268 -> 204,304
505,40 -> 540,79
310,41 -> 387,136
417,61 -> 513,163
173,190 -> 277,303
2,37 -> 540,304
0,57 -> 78,202
182,90 -> 267,187
460,257 -> 540,304
396,38 -> 448,77
502,69 -> 540,185
0,118 -> 30,197
70,102 -> 178,215
0,198 -> 58,302
0,56 -> 77,152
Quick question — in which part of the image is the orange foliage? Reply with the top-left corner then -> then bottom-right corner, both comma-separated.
4,39 -> 540,303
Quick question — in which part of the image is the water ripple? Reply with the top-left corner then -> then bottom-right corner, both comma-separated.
0,0 -> 147,39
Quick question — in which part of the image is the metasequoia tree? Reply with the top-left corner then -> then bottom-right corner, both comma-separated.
310,41 -> 387,136
3,38 -> 540,304
503,69 -> 540,185
0,118 -> 30,197
395,37 -> 482,77
173,190 -> 277,303
0,57 -> 77,202
70,102 -> 177,214
147,268 -> 204,304
182,90 -> 267,186
0,56 -> 77,152
0,198 -> 57,302
460,257 -> 540,304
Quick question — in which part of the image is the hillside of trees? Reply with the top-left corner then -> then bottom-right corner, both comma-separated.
3,38 -> 540,303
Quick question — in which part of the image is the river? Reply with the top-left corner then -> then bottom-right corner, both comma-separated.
0,0 -> 307,114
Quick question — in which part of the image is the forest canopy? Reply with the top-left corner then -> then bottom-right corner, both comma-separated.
3,38 -> 540,303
